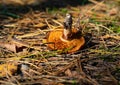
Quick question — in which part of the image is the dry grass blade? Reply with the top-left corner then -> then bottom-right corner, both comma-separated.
52,59 -> 78,76
33,23 -> 47,28
90,49 -> 120,55
16,31 -> 42,39
52,19 -> 63,26
101,34 -> 120,40
89,0 -> 106,7
11,37 -> 42,51
45,19 -> 53,29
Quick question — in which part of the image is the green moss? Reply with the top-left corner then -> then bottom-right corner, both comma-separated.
46,7 -> 68,15
60,8 -> 68,14
100,55 -> 117,62
110,26 -> 120,33
46,7 -> 58,14
71,80 -> 78,85
116,67 -> 120,73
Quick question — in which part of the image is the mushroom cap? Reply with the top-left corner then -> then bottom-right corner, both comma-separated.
47,27 -> 85,53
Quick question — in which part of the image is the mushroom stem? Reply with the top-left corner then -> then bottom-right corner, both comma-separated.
63,28 -> 72,39
63,13 -> 73,40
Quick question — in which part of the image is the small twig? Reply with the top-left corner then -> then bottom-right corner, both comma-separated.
52,19 -> 63,26
89,0 -> 105,7
45,19 -> 53,29
52,59 -> 77,76
16,31 -> 42,39
76,57 -> 85,75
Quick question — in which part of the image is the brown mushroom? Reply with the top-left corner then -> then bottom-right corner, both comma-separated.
47,13 -> 85,53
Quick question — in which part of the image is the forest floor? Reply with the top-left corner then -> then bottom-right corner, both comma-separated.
0,0 -> 120,85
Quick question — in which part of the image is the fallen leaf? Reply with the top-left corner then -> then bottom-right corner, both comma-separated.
0,42 -> 26,53
65,69 -> 73,77
0,63 -> 17,77
109,8 -> 118,16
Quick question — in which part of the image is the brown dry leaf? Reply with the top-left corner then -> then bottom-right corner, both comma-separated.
109,8 -> 118,16
65,69 -> 72,77
11,37 -> 41,51
0,42 -> 25,53
0,63 -> 17,77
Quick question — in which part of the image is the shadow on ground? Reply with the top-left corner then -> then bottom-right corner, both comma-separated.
0,0 -> 89,14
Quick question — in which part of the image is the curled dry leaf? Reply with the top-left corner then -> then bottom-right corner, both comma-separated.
0,35 -> 42,53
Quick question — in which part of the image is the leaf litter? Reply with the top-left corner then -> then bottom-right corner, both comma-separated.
0,0 -> 120,85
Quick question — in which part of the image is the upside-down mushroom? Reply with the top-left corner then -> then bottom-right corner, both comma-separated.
47,13 -> 85,53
